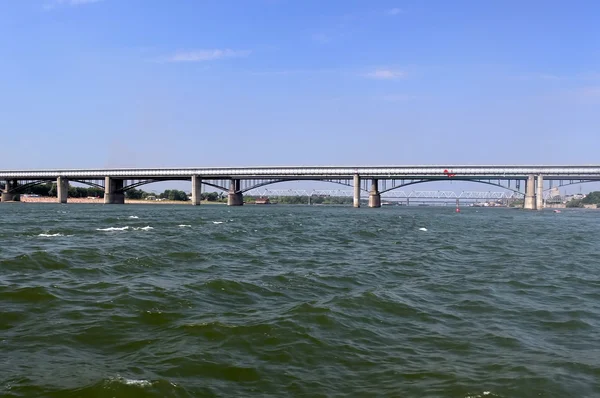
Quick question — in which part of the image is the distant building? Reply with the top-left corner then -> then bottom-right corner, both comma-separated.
255,197 -> 271,204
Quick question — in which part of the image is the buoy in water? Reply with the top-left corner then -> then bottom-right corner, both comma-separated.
455,208 -> 460,213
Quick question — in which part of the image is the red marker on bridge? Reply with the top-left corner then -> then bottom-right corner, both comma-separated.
443,169 -> 456,178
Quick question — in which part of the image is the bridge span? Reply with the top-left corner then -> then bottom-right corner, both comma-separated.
245,189 -> 525,200
1,165 -> 598,209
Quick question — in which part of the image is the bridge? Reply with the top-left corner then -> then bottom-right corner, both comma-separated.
0,165 -> 598,209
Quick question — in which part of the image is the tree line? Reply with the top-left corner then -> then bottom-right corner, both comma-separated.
566,191 -> 600,208
19,183 -> 226,202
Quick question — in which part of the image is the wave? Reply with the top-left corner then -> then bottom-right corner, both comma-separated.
96,226 -> 153,231
97,226 -> 129,231
0,286 -> 58,302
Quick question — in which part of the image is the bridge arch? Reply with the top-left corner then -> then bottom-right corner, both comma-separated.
542,179 -> 600,192
3,180 -> 50,193
240,178 -> 369,193
380,178 -> 524,195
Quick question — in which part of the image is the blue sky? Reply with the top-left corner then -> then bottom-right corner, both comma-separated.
1,0 -> 599,176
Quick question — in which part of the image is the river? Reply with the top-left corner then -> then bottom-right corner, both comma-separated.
1,204 -> 598,397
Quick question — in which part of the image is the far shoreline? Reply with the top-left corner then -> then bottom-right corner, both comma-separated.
11,197 -> 225,205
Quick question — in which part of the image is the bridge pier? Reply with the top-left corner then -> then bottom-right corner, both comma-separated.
1,180 -> 18,202
1,192 -> 16,202
368,179 -> 381,208
104,177 -> 125,204
524,175 -> 536,210
57,177 -> 68,204
536,175 -> 544,210
191,175 -> 202,206
228,179 -> 243,206
353,174 -> 361,208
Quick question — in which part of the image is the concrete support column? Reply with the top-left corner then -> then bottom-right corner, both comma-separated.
524,175 -> 536,210
191,175 -> 202,206
104,177 -> 125,204
57,177 -> 68,204
1,180 -> 17,202
536,175 -> 544,210
368,179 -> 381,208
1,192 -> 15,202
227,179 -> 243,206
353,174 -> 361,208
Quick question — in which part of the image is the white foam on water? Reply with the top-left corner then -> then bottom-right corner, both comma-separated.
128,216 -> 139,219
178,224 -> 192,227
133,226 -> 153,231
116,377 -> 153,387
465,392 -> 493,398
38,233 -> 64,237
97,226 -> 129,231
418,227 -> 428,231
213,221 -> 224,224
124,379 -> 152,387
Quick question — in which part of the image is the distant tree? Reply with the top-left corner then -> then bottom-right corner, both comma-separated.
21,183 -> 53,196
205,192 -> 219,201
126,188 -> 147,200
581,191 -> 600,204
157,189 -> 188,201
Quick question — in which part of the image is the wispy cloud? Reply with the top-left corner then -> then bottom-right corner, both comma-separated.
164,49 -> 251,63
386,8 -> 403,16
365,68 -> 406,80
44,0 -> 103,9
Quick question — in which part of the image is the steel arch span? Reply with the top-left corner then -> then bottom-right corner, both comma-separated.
240,178 -> 368,193
379,178 -> 523,195
2,180 -> 50,193
543,179 -> 599,192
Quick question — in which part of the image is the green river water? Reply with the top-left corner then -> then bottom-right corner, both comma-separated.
1,203 -> 599,397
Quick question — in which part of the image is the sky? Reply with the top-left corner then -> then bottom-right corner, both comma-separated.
1,0 -> 599,194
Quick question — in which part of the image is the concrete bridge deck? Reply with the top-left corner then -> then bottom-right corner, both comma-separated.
2,165 -> 600,180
